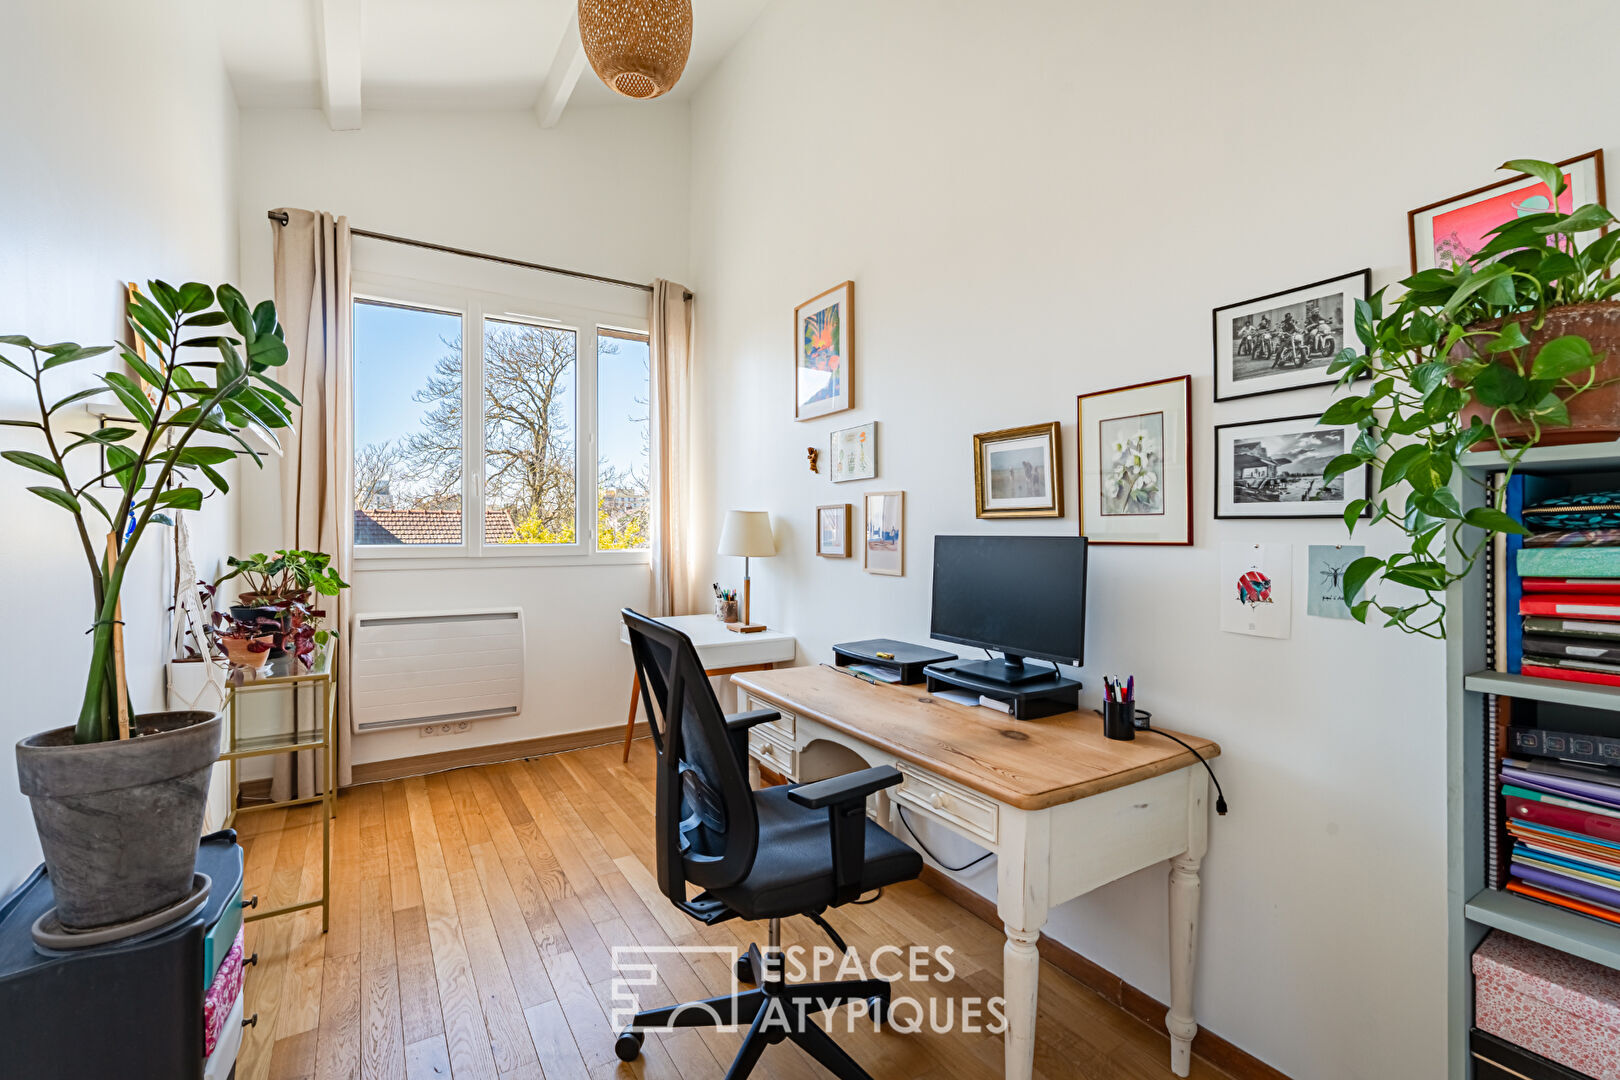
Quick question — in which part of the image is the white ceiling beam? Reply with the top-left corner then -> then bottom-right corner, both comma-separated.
316,0 -> 363,131
535,12 -> 588,129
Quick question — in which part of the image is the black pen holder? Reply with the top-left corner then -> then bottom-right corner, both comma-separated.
1102,700 -> 1136,741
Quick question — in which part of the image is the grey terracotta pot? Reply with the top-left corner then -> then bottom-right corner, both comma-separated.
15,711 -> 221,931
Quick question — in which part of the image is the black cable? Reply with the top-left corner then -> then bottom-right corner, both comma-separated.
896,805 -> 995,871
1143,726 -> 1229,816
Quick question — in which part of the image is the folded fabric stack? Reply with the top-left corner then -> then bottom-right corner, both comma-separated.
1504,758 -> 1620,922
1518,494 -> 1620,686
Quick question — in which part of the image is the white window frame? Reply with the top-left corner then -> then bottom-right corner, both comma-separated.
351,269 -> 651,570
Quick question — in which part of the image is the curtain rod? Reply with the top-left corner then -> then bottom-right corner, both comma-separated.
267,210 -> 689,299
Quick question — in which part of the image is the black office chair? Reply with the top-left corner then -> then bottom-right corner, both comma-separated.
617,609 -> 924,1079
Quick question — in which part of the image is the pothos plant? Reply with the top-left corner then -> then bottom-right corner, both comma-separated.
1,282 -> 296,742
1322,158 -> 1620,638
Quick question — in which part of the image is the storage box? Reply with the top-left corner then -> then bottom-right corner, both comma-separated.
1474,1028 -> 1594,1079
1474,930 -> 1620,1078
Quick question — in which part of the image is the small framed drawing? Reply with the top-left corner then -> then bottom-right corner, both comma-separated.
1212,269 -> 1370,402
863,490 -> 904,576
1213,413 -> 1371,520
1077,375 -> 1192,545
830,421 -> 876,482
973,421 -> 1062,518
795,281 -> 854,420
1409,150 -> 1606,273
817,503 -> 852,557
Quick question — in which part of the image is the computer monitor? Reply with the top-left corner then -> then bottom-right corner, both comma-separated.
930,535 -> 1087,684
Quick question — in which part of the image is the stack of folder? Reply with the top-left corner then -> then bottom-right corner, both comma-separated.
1504,757 -> 1620,922
1518,528 -> 1620,687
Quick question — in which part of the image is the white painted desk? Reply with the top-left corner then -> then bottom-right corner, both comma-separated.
617,614 -> 796,760
732,665 -> 1219,1080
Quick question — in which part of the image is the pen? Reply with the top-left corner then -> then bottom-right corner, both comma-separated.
1126,675 -> 1134,703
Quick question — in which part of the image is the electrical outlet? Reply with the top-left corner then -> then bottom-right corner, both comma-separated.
456,721 -> 470,733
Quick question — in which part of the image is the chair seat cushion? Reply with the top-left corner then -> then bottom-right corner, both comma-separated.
713,785 -> 923,920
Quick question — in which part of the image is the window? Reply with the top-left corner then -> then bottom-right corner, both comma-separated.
353,299 -> 464,546
351,274 -> 650,561
596,329 -> 650,550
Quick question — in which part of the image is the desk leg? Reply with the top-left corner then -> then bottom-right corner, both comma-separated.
1166,769 -> 1211,1077
621,673 -> 641,763
996,811 -> 1050,1080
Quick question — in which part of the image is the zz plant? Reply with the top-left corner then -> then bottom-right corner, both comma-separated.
1,282 -> 296,742
1323,158 -> 1620,638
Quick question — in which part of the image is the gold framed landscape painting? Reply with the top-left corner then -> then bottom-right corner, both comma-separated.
795,281 -> 854,420
1077,375 -> 1192,546
973,422 -> 1062,518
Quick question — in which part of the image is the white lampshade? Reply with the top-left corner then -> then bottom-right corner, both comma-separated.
717,511 -> 776,558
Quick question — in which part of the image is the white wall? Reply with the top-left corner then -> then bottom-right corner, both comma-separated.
688,1 -> 1620,1075
234,106 -> 691,768
0,0 -> 241,891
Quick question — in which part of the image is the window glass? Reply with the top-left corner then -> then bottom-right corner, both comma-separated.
353,299 -> 464,545
483,317 -> 578,544
596,329 -> 651,550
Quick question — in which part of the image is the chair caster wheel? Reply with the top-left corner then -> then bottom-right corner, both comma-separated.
615,1030 -> 644,1062
736,954 -> 756,984
867,995 -> 888,1025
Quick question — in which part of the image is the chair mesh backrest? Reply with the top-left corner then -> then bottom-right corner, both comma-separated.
622,609 -> 758,903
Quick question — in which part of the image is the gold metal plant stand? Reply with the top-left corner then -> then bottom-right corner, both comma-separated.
219,647 -> 336,932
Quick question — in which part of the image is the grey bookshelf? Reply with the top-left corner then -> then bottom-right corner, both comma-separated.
1447,441 -> 1620,1078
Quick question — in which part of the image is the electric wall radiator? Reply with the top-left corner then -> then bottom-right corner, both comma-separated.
349,608 -> 525,733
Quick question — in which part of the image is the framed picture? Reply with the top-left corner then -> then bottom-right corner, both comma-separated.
863,490 -> 904,575
1213,413 -> 1371,520
1409,150 -> 1606,273
817,503 -> 852,557
795,281 -> 854,420
1220,542 -> 1293,639
830,421 -> 876,482
973,421 -> 1062,518
1077,375 -> 1192,545
1212,269 -> 1370,402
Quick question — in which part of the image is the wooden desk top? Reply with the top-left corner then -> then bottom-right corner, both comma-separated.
732,666 -> 1220,812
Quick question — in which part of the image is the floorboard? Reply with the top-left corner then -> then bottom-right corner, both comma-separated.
240,747 -> 1236,1080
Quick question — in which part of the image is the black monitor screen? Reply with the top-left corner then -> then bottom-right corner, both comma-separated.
930,535 -> 1087,666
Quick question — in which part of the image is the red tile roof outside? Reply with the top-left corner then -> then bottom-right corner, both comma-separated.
354,507 -> 518,545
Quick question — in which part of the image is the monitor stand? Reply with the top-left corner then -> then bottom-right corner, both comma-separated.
949,654 -> 1054,685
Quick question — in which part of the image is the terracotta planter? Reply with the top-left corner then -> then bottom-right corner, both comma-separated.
15,711 -> 221,930
1457,301 -> 1620,446
220,635 -> 273,668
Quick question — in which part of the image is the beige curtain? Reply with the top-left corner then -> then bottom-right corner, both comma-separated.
271,208 -> 354,798
650,280 -> 697,617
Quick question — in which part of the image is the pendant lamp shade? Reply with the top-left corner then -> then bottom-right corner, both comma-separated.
577,0 -> 693,101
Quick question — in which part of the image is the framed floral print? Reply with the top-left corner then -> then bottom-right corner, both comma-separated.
795,281 -> 854,420
1077,375 -> 1192,545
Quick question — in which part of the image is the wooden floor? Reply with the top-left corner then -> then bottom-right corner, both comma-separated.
237,741 -> 1235,1080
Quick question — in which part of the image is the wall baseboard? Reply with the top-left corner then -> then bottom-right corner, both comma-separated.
349,722 -> 650,785
236,778 -> 273,806
917,867 -> 1289,1080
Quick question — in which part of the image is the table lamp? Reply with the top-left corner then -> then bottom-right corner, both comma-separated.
717,510 -> 775,633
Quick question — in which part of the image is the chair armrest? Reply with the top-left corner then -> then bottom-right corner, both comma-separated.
787,765 -> 902,810
725,708 -> 780,733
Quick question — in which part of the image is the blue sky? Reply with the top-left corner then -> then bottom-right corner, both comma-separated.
354,300 -> 648,485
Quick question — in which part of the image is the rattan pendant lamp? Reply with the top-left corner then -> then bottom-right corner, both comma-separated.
577,0 -> 694,100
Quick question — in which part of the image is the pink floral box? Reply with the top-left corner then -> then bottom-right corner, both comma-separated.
203,928 -> 246,1058
1474,930 -> 1620,1078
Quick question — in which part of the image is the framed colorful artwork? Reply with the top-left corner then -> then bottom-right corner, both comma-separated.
795,281 -> 854,420
1213,413 -> 1371,520
863,490 -> 904,575
817,503 -> 852,557
1220,542 -> 1292,639
830,421 -> 876,482
1212,269 -> 1370,402
1077,376 -> 1192,545
1408,150 -> 1606,273
973,421 -> 1062,518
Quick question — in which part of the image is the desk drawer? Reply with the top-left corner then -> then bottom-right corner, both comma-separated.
894,764 -> 998,844
748,727 -> 797,780
743,695 -> 795,741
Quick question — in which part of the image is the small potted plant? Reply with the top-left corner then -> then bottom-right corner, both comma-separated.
2,281 -> 296,935
213,549 -> 347,666
1324,157 -> 1620,636
210,607 -> 281,672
